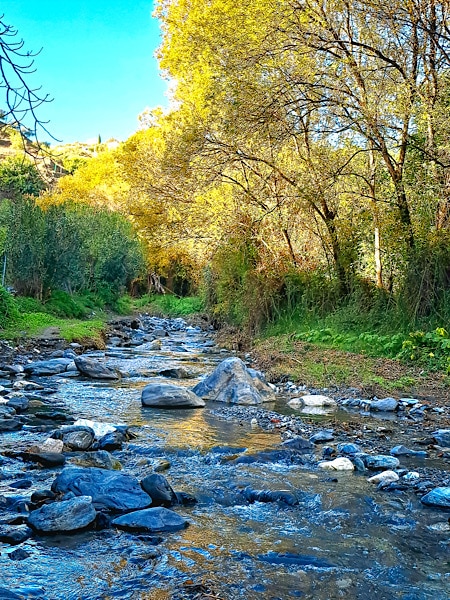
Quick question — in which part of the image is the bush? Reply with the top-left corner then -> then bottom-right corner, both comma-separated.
0,285 -> 19,328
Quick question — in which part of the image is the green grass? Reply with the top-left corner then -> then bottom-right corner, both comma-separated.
1,311 -> 105,344
133,294 -> 204,316
262,305 -> 450,374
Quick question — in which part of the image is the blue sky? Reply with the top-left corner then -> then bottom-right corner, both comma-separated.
3,1 -> 168,144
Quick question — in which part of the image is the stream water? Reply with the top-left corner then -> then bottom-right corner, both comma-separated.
1,320 -> 449,599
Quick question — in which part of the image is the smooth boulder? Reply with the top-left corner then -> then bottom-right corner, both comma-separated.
74,356 -> 119,380
28,496 -> 96,532
51,467 -> 152,512
370,397 -> 398,412
141,382 -> 205,409
111,507 -> 188,533
192,357 -> 275,405
23,358 -> 72,376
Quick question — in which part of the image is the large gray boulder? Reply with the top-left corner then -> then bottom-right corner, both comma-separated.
51,467 -> 152,512
141,382 -> 205,408
74,356 -> 119,380
192,357 -> 276,405
23,358 -> 73,376
111,507 -> 188,533
28,496 -> 96,532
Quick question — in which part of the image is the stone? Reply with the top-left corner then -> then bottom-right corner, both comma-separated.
0,417 -> 22,432
62,428 -> 95,451
141,382 -> 205,409
68,450 -> 121,470
421,487 -> 450,509
28,496 -> 97,532
111,507 -> 188,533
192,357 -> 275,405
39,438 -> 64,454
158,367 -> 192,379
297,394 -> 337,407
96,430 -> 126,451
310,430 -> 334,444
74,356 -> 119,380
280,437 -> 314,453
0,524 -> 32,544
390,445 -> 428,457
23,358 -> 72,376
370,397 -> 398,412
318,457 -> 354,471
140,474 -> 178,507
367,470 -> 399,484
6,396 -> 29,412
337,443 -> 361,455
432,429 -> 450,447
363,455 -> 400,470
242,487 -> 299,505
52,467 -> 152,512
23,452 -> 66,468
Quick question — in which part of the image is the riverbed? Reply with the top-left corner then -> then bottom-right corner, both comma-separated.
0,317 -> 449,599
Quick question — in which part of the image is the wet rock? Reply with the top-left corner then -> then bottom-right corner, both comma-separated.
96,430 -> 126,451
8,548 -> 30,561
0,417 -> 22,432
280,437 -> 314,453
61,428 -> 95,451
28,495 -> 97,532
310,430 -> 334,444
363,455 -> 400,470
0,524 -> 32,544
30,489 -> 57,506
6,396 -> 29,412
367,470 -> 399,485
192,357 -> 275,405
175,491 -> 197,506
23,358 -> 72,376
68,450 -> 122,470
432,429 -> 450,447
370,397 -> 398,412
390,445 -> 428,457
318,457 -> 354,471
141,474 -> 178,507
22,452 -> 66,468
242,487 -> 299,505
420,487 -> 450,509
74,356 -> 119,380
52,467 -> 152,512
141,382 -> 205,409
158,367 -> 192,379
111,507 -> 188,533
9,479 -> 33,490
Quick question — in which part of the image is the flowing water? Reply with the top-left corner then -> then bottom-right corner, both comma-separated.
1,322 -> 450,599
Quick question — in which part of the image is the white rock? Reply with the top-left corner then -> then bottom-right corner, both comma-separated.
299,394 -> 337,407
73,419 -> 117,438
250,418 -> 258,427
318,457 -> 354,471
40,438 -> 64,454
367,470 -> 399,484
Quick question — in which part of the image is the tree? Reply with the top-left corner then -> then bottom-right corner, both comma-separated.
0,15 -> 53,147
